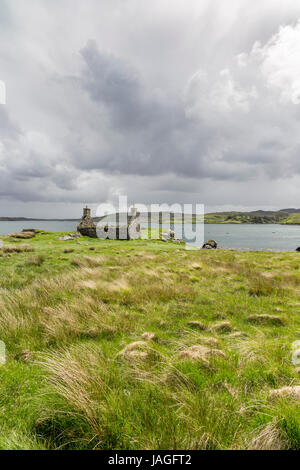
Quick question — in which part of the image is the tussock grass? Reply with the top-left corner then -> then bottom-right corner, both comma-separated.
71,256 -> 105,268
8,231 -> 36,239
247,314 -> 285,326
0,231 -> 300,449
63,248 -> 74,254
248,420 -> 289,450
26,255 -> 45,266
2,244 -> 34,254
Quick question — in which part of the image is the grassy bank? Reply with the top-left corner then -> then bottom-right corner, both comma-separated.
0,231 -> 300,449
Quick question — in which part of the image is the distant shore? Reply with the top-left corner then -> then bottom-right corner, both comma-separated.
1,217 -> 300,226
2,207 -> 300,225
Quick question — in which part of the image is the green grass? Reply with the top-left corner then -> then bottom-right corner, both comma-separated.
281,213 -> 300,225
0,231 -> 300,449
204,210 -> 293,224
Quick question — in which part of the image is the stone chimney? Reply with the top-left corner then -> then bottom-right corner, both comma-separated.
83,205 -> 91,218
77,205 -> 97,238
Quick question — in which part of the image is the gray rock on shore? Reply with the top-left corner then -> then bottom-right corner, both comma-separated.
202,239 -> 218,250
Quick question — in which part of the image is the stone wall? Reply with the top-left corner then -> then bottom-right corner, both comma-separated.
77,206 -> 97,237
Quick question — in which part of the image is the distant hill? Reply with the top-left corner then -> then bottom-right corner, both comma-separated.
98,210 -> 300,225
2,209 -> 300,225
280,208 -> 300,213
204,210 -> 300,224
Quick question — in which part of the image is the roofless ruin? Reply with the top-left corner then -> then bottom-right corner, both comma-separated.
77,205 -> 141,240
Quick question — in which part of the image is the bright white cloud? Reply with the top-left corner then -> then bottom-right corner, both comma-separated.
254,21 -> 300,104
184,68 -> 257,120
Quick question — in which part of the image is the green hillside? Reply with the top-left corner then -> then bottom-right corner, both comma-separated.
98,209 -> 300,225
204,210 -> 300,225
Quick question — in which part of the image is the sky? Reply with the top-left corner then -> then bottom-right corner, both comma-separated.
1,0 -> 300,217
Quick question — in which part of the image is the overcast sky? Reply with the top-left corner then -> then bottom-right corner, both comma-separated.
1,0 -> 300,217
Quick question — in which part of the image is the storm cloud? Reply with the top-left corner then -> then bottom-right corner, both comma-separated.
1,0 -> 300,217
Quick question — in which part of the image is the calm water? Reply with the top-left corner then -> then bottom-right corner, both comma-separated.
0,220 -> 78,235
0,221 -> 300,251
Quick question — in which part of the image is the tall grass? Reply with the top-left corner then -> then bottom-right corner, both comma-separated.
0,232 -> 300,449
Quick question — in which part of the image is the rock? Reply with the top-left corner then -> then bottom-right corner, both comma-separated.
208,239 -> 218,248
202,239 -> 218,250
8,231 -> 36,239
187,321 -> 207,331
22,229 -> 41,233
202,244 -> 213,250
212,321 -> 234,334
56,236 -> 74,241
161,230 -> 175,241
191,263 -> 202,270
269,386 -> 300,401
247,314 -> 285,326
69,232 -> 81,238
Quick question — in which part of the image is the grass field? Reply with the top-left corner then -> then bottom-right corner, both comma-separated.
0,231 -> 300,450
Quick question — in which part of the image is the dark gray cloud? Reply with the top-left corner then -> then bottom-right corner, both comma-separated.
1,0 -> 300,217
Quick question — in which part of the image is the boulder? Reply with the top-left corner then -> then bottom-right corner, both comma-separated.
56,235 -> 74,241
22,229 -> 41,233
161,230 -> 176,242
8,231 -> 36,239
69,232 -> 81,238
202,239 -> 218,249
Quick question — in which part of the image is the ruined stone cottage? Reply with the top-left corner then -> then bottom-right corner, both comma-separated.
77,206 -> 97,237
77,205 -> 141,240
